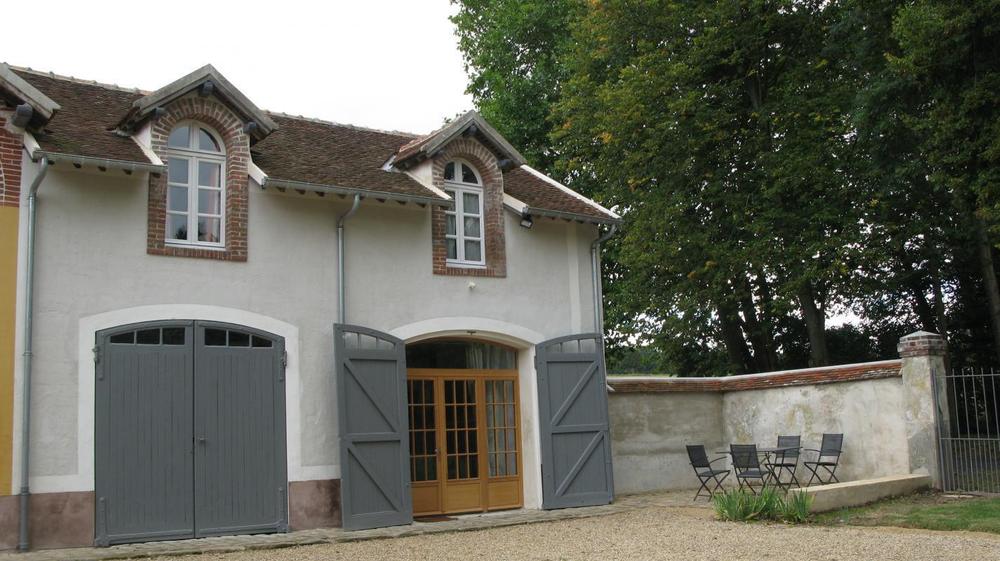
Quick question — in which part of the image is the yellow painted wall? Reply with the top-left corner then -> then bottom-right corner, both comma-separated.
0,206 -> 18,495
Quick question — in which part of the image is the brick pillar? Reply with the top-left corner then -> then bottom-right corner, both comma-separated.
897,331 -> 949,488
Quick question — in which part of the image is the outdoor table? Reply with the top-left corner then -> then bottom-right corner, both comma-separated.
717,445 -> 800,486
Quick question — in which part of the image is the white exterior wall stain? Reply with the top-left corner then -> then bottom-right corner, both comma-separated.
16,162 -> 599,496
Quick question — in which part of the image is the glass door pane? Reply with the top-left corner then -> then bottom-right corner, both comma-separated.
407,379 -> 437,482
444,380 -> 478,480
486,380 -> 518,477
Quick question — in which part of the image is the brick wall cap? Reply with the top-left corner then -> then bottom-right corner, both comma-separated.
608,359 -> 903,393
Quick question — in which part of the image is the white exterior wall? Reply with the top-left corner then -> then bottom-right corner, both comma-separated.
14,159 -> 599,507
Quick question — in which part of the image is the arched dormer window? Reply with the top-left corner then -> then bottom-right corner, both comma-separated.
443,160 -> 484,266
165,123 -> 226,246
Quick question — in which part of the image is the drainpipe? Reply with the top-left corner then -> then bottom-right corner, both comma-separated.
336,194 -> 361,324
18,157 -> 50,551
590,224 -> 618,337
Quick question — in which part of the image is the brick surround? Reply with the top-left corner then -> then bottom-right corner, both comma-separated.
147,96 -> 250,262
0,114 -> 22,208
608,361 -> 903,393
430,138 -> 506,277
897,331 -> 947,358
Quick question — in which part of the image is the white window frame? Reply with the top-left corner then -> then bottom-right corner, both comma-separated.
165,122 -> 226,249
444,160 -> 486,268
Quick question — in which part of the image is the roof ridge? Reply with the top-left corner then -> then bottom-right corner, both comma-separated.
6,64 -> 150,94
267,111 -> 419,139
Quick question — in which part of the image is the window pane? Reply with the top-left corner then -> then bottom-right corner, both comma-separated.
198,217 -> 221,243
198,129 -> 221,152
168,186 -> 188,212
228,330 -> 250,347
251,335 -> 273,348
462,164 -> 478,184
198,189 -> 221,215
168,126 -> 189,148
198,161 -> 221,187
446,214 -> 456,236
110,331 -> 134,344
447,238 -> 457,260
464,216 -> 481,237
136,328 -> 160,345
463,192 -> 480,215
168,158 -> 188,184
162,327 -> 185,345
205,328 -> 226,346
444,162 -> 455,181
167,214 -> 188,240
464,240 -> 482,262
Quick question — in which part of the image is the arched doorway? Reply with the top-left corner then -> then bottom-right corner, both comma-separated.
405,339 -> 523,516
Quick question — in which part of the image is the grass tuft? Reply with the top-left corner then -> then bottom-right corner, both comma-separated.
712,488 -> 812,523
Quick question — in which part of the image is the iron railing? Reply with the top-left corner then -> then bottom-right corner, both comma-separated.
936,367 -> 1000,494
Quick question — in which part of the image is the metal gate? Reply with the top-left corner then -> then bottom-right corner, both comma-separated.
95,320 -> 288,545
334,324 -> 413,530
935,366 -> 1000,494
536,333 -> 614,509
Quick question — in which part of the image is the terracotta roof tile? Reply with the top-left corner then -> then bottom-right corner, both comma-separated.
503,166 -> 618,223
13,70 -> 149,164
251,115 -> 442,201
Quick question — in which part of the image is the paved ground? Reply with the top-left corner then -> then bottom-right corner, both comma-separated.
3,491 -> 999,561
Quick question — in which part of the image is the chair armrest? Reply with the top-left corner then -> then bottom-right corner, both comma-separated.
709,457 -> 728,465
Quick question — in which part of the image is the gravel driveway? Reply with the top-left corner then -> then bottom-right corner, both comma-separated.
141,505 -> 1000,561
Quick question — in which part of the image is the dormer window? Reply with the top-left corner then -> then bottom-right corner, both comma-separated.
443,160 -> 484,266
165,123 -> 225,247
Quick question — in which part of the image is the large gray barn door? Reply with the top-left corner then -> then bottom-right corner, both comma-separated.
96,321 -> 195,545
194,322 -> 288,536
334,324 -> 412,530
536,333 -> 614,509
96,320 -> 287,546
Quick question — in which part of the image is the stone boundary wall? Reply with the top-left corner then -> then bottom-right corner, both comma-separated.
608,332 -> 945,495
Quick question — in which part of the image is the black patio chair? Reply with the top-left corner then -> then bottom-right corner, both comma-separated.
686,444 -> 730,500
768,435 -> 802,490
730,444 -> 769,495
804,433 -> 844,486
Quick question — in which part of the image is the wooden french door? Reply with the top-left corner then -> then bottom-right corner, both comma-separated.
407,369 -> 523,516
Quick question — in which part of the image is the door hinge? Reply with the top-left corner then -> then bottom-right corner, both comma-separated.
92,346 -> 101,364
281,350 -> 288,368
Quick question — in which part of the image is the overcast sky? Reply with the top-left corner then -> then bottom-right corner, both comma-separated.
0,0 -> 473,134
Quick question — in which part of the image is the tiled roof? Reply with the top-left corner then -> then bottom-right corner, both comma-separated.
13,69 -> 150,164
10,67 -> 618,221
504,166 -> 618,223
607,360 -> 903,393
252,115 -> 443,201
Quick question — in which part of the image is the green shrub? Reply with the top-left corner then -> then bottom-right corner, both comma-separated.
712,488 -> 812,523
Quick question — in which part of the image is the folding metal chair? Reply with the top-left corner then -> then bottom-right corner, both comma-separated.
731,444 -> 769,495
769,435 -> 802,490
686,444 -> 729,500
804,433 -> 843,486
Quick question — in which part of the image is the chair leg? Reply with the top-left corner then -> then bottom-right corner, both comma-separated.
694,476 -> 713,501
710,472 -> 729,496
804,464 -> 821,487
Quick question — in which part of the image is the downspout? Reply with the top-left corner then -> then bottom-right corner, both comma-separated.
18,157 -> 50,551
336,194 -> 361,324
590,224 -> 618,337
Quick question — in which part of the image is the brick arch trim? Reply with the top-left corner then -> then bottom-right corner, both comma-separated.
147,96 -> 250,261
430,138 -> 507,277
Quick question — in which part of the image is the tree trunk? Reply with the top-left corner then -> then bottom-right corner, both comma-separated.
931,274 -> 948,337
974,217 -> 1000,362
796,283 -> 830,366
754,272 -> 780,370
739,283 -> 775,373
718,302 -> 752,375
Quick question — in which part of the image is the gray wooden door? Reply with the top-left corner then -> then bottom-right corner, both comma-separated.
193,322 -> 288,536
536,333 -> 615,509
334,324 -> 413,530
96,321 -> 287,546
95,321 -> 195,545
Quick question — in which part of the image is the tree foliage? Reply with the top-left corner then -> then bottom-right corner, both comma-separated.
452,0 -> 1000,374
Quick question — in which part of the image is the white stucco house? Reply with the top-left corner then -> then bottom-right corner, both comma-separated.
0,63 -> 620,549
